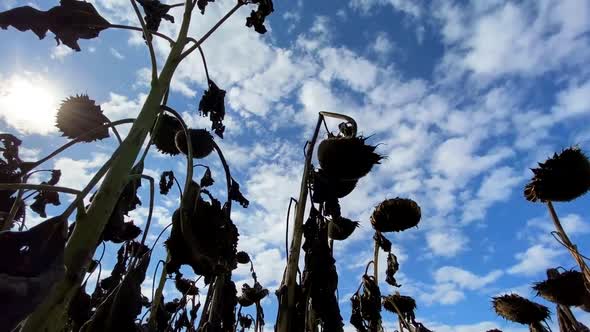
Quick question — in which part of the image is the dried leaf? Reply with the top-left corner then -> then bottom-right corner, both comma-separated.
159,170 -> 174,195
82,254 -> 151,332
199,79 -> 226,139
200,167 -> 214,187
196,0 -> 215,14
385,252 -> 401,287
30,190 -> 61,218
245,0 -> 274,34
135,0 -> 174,32
230,178 -> 249,208
0,0 -> 110,51
0,216 -> 66,331
373,232 -> 391,252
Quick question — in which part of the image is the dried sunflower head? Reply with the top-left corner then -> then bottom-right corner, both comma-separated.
492,294 -> 550,325
533,270 -> 587,307
236,251 -> 250,264
382,294 -> 416,316
174,129 -> 214,159
524,147 -> 590,202
55,94 -> 110,142
370,198 -> 421,233
311,168 -> 358,203
328,216 -> 359,241
317,136 -> 382,181
152,114 -> 182,156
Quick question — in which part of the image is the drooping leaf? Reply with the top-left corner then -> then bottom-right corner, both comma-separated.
135,0 -> 174,32
373,232 -> 391,252
385,252 -> 401,287
55,94 -> 110,142
30,190 -> 60,218
200,167 -> 214,187
0,216 -> 67,331
165,187 -> 239,283
82,254 -> 151,332
230,178 -> 249,208
245,0 -> 274,34
0,0 -> 110,51
198,79 -> 226,139
196,0 -> 215,14
159,170 -> 175,195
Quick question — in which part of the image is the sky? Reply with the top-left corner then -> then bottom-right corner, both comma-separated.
1,0 -> 590,331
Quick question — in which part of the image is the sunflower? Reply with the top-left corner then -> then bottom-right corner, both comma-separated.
524,147 -> 590,202
370,198 -> 421,233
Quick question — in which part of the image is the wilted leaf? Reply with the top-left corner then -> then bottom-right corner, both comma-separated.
82,254 -> 151,332
135,0 -> 174,32
0,0 -> 110,51
245,0 -> 274,34
385,252 -> 401,287
159,170 -> 174,195
0,216 -> 67,331
200,167 -> 214,187
196,0 -> 215,14
373,232 -> 391,252
199,79 -> 226,139
30,190 -> 60,218
230,179 -> 249,208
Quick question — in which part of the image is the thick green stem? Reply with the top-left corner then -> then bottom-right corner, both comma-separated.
19,4 -> 194,331
373,235 -> 379,283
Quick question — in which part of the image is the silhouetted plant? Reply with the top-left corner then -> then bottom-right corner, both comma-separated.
524,146 -> 590,295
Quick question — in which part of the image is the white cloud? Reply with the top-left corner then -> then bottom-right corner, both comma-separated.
426,228 -> 468,257
553,79 -> 590,120
53,153 -> 110,190
110,47 -> 125,60
434,266 -> 503,290
371,32 -> 394,56
349,0 -> 422,18
508,244 -> 563,276
462,167 -> 523,223
50,45 -> 74,61
435,0 -> 590,79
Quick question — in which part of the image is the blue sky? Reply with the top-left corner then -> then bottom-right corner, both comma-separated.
1,0 -> 590,330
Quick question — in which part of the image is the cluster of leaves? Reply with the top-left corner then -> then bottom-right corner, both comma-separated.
0,0 -> 110,51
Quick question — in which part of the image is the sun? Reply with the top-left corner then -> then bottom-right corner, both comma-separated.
0,73 -> 61,135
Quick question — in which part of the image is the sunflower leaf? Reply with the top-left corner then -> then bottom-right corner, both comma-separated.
0,0 -> 110,51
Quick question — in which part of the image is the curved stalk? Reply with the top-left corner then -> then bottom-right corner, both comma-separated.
0,183 -> 81,196
28,118 -> 135,171
130,0 -> 158,82
19,2 -> 195,329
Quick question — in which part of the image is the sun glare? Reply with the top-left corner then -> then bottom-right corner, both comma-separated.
0,74 -> 61,135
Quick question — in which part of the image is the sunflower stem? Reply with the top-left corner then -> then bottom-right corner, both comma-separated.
148,255 -> 170,330
373,234 -> 379,283
546,201 -> 590,293
19,1 -> 195,329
